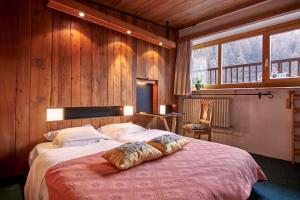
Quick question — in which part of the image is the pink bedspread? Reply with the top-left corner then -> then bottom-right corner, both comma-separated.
45,139 -> 266,200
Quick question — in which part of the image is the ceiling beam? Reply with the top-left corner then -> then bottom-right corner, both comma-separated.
176,0 -> 268,30
179,1 -> 300,42
47,0 -> 176,49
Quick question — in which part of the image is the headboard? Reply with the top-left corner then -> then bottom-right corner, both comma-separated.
47,116 -> 133,132
46,106 -> 133,132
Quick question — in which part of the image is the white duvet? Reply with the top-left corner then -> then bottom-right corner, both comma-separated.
25,139 -> 122,200
100,129 -> 171,143
25,129 -> 170,200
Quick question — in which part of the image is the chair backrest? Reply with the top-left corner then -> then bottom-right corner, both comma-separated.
199,101 -> 214,128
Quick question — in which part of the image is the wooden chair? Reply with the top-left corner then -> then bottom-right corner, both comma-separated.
182,101 -> 214,141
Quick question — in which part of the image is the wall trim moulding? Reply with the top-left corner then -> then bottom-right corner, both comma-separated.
47,0 -> 176,49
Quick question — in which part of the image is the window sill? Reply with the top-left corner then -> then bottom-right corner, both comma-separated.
191,82 -> 300,93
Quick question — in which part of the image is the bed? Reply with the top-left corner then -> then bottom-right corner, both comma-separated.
25,123 -> 266,200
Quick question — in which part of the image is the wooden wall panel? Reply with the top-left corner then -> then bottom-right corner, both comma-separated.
58,14 -> 72,129
80,21 -> 92,107
51,12 -> 60,109
158,47 -> 166,105
99,27 -> 108,106
49,13 -> 59,132
91,24 -> 101,106
121,14 -> 133,106
70,18 -> 82,127
136,19 -> 147,79
168,30 -> 177,105
107,29 -> 114,106
130,16 -> 137,109
58,14 -> 72,108
15,0 -> 31,175
29,0 -> 52,147
0,0 -> 177,177
113,32 -> 121,106
71,19 -> 81,107
0,0 -> 18,177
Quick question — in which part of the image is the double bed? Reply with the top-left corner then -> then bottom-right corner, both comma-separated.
25,123 -> 266,200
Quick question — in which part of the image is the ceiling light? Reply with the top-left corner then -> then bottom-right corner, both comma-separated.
159,42 -> 163,46
126,30 -> 132,35
79,12 -> 85,17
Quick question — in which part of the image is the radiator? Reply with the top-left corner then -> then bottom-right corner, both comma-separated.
182,98 -> 231,128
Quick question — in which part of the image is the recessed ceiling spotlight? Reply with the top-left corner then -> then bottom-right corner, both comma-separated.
159,42 -> 163,46
79,12 -> 85,17
126,30 -> 132,35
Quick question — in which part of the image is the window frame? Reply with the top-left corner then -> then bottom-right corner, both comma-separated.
191,19 -> 300,90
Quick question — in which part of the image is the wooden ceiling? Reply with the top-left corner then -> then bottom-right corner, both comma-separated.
88,0 -> 268,29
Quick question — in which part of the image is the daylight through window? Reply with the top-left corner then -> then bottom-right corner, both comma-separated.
191,21 -> 300,89
191,45 -> 218,87
222,35 -> 263,84
270,28 -> 300,79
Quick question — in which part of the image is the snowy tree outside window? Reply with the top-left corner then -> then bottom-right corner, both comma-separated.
221,35 -> 263,84
191,45 -> 218,86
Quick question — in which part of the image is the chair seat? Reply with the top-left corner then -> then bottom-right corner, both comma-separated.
182,123 -> 209,131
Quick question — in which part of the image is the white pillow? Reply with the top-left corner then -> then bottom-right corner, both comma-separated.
53,138 -> 100,147
45,125 -> 111,147
44,124 -> 95,141
97,122 -> 146,137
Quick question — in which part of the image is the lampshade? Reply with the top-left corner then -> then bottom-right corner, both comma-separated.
123,106 -> 134,116
159,105 -> 166,115
46,108 -> 64,121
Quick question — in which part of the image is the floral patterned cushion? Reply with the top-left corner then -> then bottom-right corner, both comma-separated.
182,123 -> 208,130
147,134 -> 189,155
102,142 -> 162,170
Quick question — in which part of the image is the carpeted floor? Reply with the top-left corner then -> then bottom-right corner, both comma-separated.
0,176 -> 24,200
0,154 -> 299,200
249,154 -> 300,200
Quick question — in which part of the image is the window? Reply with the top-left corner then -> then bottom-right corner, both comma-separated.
191,45 -> 218,86
191,20 -> 300,90
270,28 -> 300,79
222,35 -> 263,84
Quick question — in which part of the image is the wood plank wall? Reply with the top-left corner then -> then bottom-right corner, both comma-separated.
0,0 -> 177,178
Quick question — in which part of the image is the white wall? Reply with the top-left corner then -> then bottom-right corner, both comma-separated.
185,88 -> 300,162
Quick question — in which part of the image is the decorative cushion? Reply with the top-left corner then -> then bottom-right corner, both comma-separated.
182,123 -> 209,130
147,134 -> 189,155
102,142 -> 162,170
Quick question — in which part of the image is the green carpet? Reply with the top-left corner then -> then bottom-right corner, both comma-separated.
0,180 -> 22,200
249,154 -> 300,200
0,154 -> 299,200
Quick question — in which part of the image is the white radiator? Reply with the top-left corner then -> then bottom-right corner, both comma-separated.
182,98 -> 231,128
